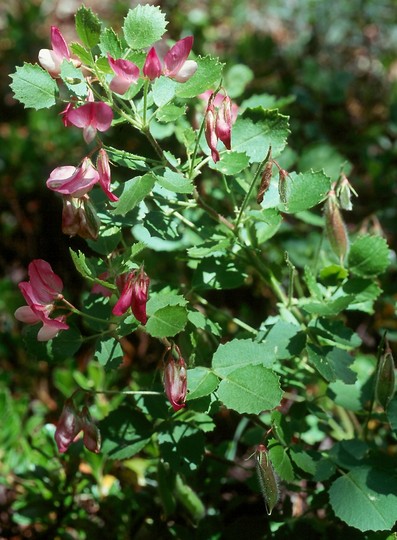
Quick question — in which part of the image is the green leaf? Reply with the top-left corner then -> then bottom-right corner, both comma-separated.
86,226 -> 122,255
158,422 -> 205,475
212,339 -> 277,376
70,42 -> 94,66
60,61 -> 87,98
260,320 -> 305,360
94,338 -> 123,369
309,318 -> 361,349
192,256 -> 247,290
152,76 -> 177,107
123,5 -> 167,49
282,170 -> 331,213
232,107 -> 289,162
342,278 -> 382,314
75,5 -> 102,48
146,290 -> 187,316
10,64 -> 58,109
175,55 -> 224,99
387,394 -> 397,434
105,147 -> 149,171
301,295 -> 355,316
146,305 -> 188,338
329,467 -> 397,531
249,209 -> 283,244
307,343 -> 357,384
186,367 -> 219,401
348,235 -> 390,277
216,364 -> 282,414
100,406 -> 153,459
289,447 -> 317,475
156,104 -> 186,123
156,169 -> 193,194
319,264 -> 348,285
69,248 -> 95,281
268,440 -> 295,482
224,64 -> 254,98
99,28 -> 123,58
187,235 -> 231,258
112,173 -> 155,215
211,151 -> 250,175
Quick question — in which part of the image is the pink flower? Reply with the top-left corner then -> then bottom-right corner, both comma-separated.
112,267 -> 150,325
107,54 -> 140,95
65,102 -> 113,144
46,157 -> 99,198
14,259 -> 69,341
97,149 -> 119,202
55,400 -> 101,454
163,344 -> 187,412
38,26 -> 71,77
55,398 -> 84,453
199,91 -> 239,122
202,92 -> 236,162
215,95 -> 233,150
143,36 -> 197,82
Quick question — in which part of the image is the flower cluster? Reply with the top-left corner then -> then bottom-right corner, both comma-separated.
55,397 -> 101,454
203,91 -> 236,163
14,259 -> 70,341
143,36 -> 197,82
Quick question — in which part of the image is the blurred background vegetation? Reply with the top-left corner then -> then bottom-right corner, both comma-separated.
1,0 -> 397,537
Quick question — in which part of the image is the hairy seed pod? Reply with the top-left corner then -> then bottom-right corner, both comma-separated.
278,169 -> 289,204
257,160 -> 273,204
324,194 -> 349,262
256,445 -> 279,516
375,343 -> 395,410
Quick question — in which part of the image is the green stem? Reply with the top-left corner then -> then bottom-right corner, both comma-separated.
188,116 -> 206,180
62,299 -> 116,325
194,294 -> 258,335
142,78 -> 150,128
235,147 -> 272,229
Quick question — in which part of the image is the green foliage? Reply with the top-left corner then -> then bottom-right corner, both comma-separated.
4,1 -> 397,537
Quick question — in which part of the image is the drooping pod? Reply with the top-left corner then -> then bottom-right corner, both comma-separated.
375,341 -> 395,410
255,444 -> 279,516
324,190 -> 349,263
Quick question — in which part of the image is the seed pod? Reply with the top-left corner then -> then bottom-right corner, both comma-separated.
256,444 -> 279,516
324,193 -> 349,262
278,168 -> 289,204
257,159 -> 273,204
375,343 -> 395,410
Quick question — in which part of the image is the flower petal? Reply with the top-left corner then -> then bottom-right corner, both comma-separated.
164,36 -> 194,77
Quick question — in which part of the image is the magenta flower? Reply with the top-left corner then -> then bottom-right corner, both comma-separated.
143,36 -> 197,82
97,148 -> 119,202
215,95 -> 233,150
163,344 -> 187,412
203,92 -> 236,162
107,54 -> 140,95
55,400 -> 101,454
46,157 -> 100,198
38,26 -> 71,77
14,259 -> 69,341
112,267 -> 150,325
66,102 -> 113,144
55,398 -> 84,453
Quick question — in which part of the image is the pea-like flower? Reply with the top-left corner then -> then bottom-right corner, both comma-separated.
143,36 -> 197,83
55,399 -> 101,454
38,26 -> 72,77
97,148 -> 119,202
203,92 -> 235,163
163,344 -> 187,412
65,102 -> 113,144
14,259 -> 69,341
46,157 -> 100,198
112,267 -> 150,325
107,54 -> 140,95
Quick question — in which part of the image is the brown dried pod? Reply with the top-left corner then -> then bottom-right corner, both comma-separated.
257,159 -> 273,204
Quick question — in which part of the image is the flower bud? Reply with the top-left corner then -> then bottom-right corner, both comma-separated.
163,344 -> 187,412
205,102 -> 220,163
324,191 -> 349,262
256,444 -> 279,516
81,406 -> 101,453
54,398 -> 83,453
113,267 -> 150,324
215,96 -> 232,150
62,196 -> 100,240
375,342 -> 395,410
